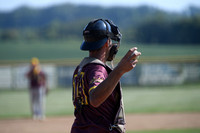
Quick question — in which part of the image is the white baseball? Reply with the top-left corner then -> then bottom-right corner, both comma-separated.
132,50 -> 140,59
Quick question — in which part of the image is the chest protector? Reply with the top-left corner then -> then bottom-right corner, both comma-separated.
75,57 -> 126,133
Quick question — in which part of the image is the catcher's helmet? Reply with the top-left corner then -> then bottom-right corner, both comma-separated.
80,19 -> 122,51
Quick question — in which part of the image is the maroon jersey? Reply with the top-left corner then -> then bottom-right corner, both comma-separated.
71,58 -> 120,133
27,67 -> 46,88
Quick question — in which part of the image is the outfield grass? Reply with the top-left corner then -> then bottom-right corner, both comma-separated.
0,39 -> 87,61
127,128 -> 200,133
0,40 -> 200,64
0,89 -> 74,119
0,90 -> 30,118
123,84 -> 200,113
0,83 -> 200,119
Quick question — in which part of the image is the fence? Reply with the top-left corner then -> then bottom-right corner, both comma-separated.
0,62 -> 200,89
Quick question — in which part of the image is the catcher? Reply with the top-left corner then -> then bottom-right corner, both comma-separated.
71,19 -> 141,133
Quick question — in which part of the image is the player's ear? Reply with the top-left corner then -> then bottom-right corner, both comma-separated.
103,39 -> 109,48
105,38 -> 111,47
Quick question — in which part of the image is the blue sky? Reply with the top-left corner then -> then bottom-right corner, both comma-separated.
0,0 -> 200,12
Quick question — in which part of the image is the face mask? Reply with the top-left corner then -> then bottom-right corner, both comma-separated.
107,42 -> 119,61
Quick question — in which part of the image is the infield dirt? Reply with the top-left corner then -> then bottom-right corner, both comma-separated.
0,113 -> 200,133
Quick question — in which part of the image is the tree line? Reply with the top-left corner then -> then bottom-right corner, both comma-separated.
0,4 -> 200,44
124,16 -> 200,44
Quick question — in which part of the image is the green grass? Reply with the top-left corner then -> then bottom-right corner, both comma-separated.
127,128 -> 200,133
0,83 -> 200,119
123,84 -> 200,113
45,89 -> 74,116
0,89 -> 74,119
0,40 -> 200,64
0,39 -> 87,61
0,90 -> 30,118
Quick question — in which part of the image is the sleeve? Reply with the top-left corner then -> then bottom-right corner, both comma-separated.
86,64 -> 108,94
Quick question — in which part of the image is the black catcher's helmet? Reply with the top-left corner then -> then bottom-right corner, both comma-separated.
80,19 -> 122,51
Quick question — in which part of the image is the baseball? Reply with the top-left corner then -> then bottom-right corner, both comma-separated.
132,50 -> 140,59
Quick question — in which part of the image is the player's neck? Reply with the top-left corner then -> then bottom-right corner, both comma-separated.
89,51 -> 106,63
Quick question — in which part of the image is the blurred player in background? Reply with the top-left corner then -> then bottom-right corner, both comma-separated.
71,19 -> 141,133
26,57 -> 48,120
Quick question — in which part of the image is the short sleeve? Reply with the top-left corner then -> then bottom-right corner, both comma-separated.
85,64 -> 108,94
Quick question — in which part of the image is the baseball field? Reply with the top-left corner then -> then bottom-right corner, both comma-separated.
0,84 -> 200,133
0,40 -> 200,132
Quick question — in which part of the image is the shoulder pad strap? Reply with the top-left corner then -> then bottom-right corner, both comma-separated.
78,57 -> 105,75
